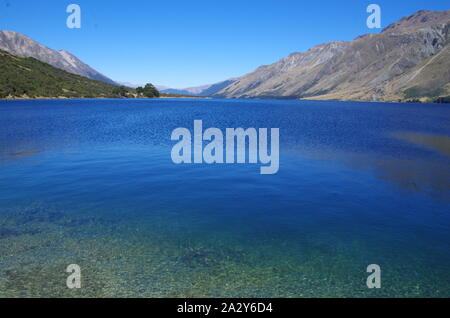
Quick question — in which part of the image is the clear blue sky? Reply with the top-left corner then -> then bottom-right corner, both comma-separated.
1,0 -> 448,88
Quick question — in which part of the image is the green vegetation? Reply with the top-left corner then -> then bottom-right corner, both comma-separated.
405,99 -> 422,103
402,86 -> 450,103
434,96 -> 450,103
112,86 -> 133,98
136,83 -> 160,98
403,86 -> 446,99
0,49 -> 159,99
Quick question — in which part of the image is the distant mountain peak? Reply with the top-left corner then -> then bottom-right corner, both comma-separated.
161,79 -> 238,97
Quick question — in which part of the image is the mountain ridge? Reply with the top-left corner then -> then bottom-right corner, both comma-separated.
214,10 -> 450,102
0,30 -> 117,85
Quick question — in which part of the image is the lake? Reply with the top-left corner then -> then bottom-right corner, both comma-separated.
0,98 -> 449,297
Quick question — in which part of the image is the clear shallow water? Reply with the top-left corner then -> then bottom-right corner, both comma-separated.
0,98 -> 449,297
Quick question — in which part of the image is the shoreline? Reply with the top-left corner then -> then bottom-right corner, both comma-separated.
0,96 -> 210,101
0,96 -> 447,104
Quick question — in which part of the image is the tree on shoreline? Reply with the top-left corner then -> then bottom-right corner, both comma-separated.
112,86 -> 130,98
136,83 -> 160,98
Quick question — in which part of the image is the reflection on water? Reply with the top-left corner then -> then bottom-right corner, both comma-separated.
0,150 -> 45,165
333,151 -> 450,202
380,132 -> 450,200
291,145 -> 450,202
355,156 -> 450,202
393,132 -> 450,157
5,150 -> 44,157
298,131 -> 450,200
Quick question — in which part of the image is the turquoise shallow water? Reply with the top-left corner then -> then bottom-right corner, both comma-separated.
0,98 -> 449,297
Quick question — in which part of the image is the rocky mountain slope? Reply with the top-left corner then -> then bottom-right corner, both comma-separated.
215,10 -> 450,102
0,31 -> 117,85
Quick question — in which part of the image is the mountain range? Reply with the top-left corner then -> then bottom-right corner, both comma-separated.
1,10 -> 449,102
0,31 -> 234,96
0,31 -> 117,85
214,10 -> 450,102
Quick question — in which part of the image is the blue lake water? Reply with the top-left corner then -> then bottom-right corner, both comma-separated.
0,98 -> 449,297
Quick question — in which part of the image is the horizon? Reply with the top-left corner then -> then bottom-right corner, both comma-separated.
1,0 -> 449,88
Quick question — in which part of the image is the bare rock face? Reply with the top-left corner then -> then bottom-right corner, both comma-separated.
382,9 -> 449,34
0,31 -> 116,85
215,10 -> 450,101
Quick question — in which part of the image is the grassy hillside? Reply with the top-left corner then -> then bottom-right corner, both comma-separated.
0,49 -> 159,99
0,49 -> 120,98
